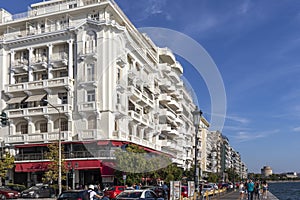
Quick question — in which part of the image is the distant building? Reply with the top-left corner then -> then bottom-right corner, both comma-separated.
261,166 -> 273,177
285,172 -> 298,178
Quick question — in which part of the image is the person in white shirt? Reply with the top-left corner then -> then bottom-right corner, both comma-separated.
88,185 -> 102,200
239,182 -> 245,200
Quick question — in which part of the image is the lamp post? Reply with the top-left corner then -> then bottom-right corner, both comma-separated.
232,154 -> 236,191
67,162 -> 78,189
192,106 -> 202,194
43,99 -> 62,195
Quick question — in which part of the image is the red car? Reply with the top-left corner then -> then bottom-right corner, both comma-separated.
104,186 -> 126,199
0,186 -> 20,199
181,186 -> 188,198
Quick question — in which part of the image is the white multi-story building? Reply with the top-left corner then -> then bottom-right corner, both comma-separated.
0,0 -> 199,186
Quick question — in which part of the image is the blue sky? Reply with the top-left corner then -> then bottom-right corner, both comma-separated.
1,0 -> 300,173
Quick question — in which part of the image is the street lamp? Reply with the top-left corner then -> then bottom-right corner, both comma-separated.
192,106 -> 202,194
43,99 -> 62,195
232,154 -> 236,191
67,162 -> 78,190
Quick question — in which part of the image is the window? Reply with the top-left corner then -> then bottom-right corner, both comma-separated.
87,90 -> 95,102
69,3 -> 77,8
88,116 -> 96,129
21,124 -> 28,134
60,70 -> 68,77
117,68 -> 121,81
89,13 -> 99,20
40,122 -> 47,133
61,119 -> 68,131
114,120 -> 119,131
85,31 -> 96,54
58,92 -> 68,104
87,64 -> 95,81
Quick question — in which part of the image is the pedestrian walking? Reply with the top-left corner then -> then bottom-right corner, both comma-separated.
254,181 -> 261,200
239,182 -> 245,200
262,181 -> 268,199
247,179 -> 254,200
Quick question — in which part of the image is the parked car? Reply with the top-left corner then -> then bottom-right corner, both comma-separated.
5,184 -> 26,192
181,186 -> 188,198
145,186 -> 168,200
201,184 -> 214,194
208,183 -> 218,190
21,185 -> 55,198
116,189 -> 164,200
0,186 -> 20,199
57,190 -> 86,200
104,186 -> 126,199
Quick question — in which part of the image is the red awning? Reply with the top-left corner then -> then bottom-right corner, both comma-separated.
97,140 -> 110,145
111,141 -> 124,146
66,160 -> 101,170
15,162 -> 50,172
101,162 -> 115,176
15,160 -> 102,172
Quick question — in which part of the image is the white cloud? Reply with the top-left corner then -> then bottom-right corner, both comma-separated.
238,0 -> 251,14
293,127 -> 300,132
116,0 -> 170,22
226,115 -> 250,124
233,129 -> 279,143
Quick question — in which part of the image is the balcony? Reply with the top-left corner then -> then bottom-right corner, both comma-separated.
5,77 -> 74,93
115,103 -> 127,119
15,150 -> 116,161
51,52 -> 68,66
7,104 -> 72,118
77,127 -> 106,141
128,110 -> 153,128
160,139 -> 178,151
174,61 -> 183,74
158,47 -> 176,65
127,68 -> 138,79
158,63 -> 171,73
116,79 -> 126,93
78,48 -> 97,61
127,86 -> 154,107
169,71 -> 181,83
5,131 -> 72,144
77,101 -> 100,112
168,99 -> 181,111
12,59 -> 29,71
128,135 -> 159,150
30,57 -> 48,68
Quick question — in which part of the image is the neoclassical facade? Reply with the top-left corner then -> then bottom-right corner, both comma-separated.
0,0 -> 201,186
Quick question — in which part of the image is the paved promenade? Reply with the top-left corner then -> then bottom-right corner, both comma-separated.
203,190 -> 279,200
17,191 -> 279,200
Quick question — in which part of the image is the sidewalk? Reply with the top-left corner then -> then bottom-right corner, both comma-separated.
202,190 -> 279,200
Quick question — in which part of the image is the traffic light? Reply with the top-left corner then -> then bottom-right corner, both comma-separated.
1,111 -> 8,126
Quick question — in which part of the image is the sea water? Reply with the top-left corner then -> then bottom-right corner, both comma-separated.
268,181 -> 300,200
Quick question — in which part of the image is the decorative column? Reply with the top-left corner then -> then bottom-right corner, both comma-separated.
47,44 -> 53,79
68,39 -> 74,78
25,117 -> 35,134
10,51 -> 15,84
27,48 -> 34,82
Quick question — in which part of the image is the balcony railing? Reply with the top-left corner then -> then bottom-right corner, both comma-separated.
15,150 -> 115,161
5,77 -> 74,93
1,0 -> 108,24
6,131 -> 72,144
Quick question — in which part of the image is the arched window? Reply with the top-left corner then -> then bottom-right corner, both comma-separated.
54,118 -> 68,131
88,116 -> 96,129
16,122 -> 28,134
85,31 -> 96,54
37,120 -> 48,133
